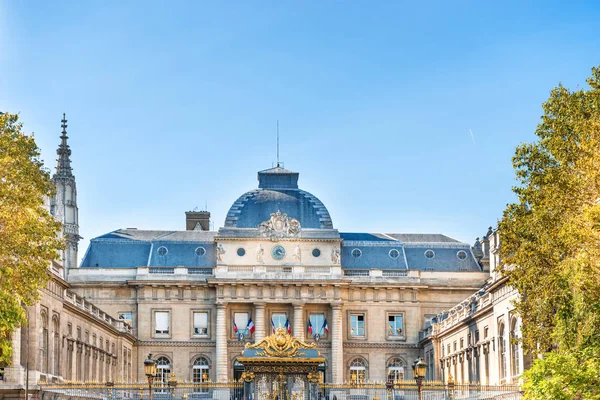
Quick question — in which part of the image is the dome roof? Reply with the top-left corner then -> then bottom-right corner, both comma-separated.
224,167 -> 333,229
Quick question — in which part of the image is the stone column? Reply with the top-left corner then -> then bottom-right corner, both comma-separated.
4,327 -> 24,384
215,303 -> 228,382
331,304 -> 343,384
254,303 -> 266,341
293,304 -> 305,341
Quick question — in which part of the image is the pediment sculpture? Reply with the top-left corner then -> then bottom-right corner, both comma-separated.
244,327 -> 317,358
259,210 -> 301,241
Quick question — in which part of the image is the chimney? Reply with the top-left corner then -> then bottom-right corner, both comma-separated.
185,211 -> 210,231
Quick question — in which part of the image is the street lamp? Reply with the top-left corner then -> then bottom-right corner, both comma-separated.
144,354 -> 157,400
412,357 -> 427,400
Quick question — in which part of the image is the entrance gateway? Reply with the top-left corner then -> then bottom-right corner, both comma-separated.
238,327 -> 325,400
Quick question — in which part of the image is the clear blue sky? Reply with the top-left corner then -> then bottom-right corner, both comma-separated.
1,1 -> 599,263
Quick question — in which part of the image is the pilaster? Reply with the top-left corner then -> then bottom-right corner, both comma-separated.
331,303 -> 343,384
4,327 -> 24,384
254,303 -> 266,341
293,304 -> 305,341
215,303 -> 228,382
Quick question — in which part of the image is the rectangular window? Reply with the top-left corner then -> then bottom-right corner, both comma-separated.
460,338 -> 464,349
453,341 -> 457,351
272,313 -> 287,331
234,312 -> 249,335
388,315 -> 403,336
309,314 -> 326,337
118,312 -> 132,325
484,326 -> 489,339
475,330 -> 480,343
155,311 -> 170,335
350,314 -> 365,337
193,312 -> 208,336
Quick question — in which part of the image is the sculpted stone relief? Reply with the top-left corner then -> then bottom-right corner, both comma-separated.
256,244 -> 264,262
259,210 -> 301,241
292,245 -> 302,263
331,248 -> 341,264
216,243 -> 225,262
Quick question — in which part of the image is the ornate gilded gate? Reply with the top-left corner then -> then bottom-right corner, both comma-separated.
238,327 -> 324,400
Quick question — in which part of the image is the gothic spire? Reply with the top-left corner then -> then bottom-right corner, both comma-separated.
56,113 -> 73,178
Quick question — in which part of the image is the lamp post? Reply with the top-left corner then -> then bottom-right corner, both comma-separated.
412,357 -> 427,400
144,354 -> 157,400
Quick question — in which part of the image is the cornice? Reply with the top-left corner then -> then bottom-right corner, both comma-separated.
215,237 -> 342,243
343,341 -> 419,349
137,341 -> 216,347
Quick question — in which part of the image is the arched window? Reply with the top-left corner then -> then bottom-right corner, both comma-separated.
510,318 -> 520,377
39,313 -> 48,373
51,317 -> 60,375
156,357 -> 171,384
349,358 -> 367,384
192,356 -> 210,383
499,323 -> 507,380
387,358 -> 405,382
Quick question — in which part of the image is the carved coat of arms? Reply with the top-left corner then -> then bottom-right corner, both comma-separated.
259,210 -> 301,241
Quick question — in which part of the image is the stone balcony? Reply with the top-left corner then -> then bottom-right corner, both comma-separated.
63,291 -> 133,334
419,289 -> 492,341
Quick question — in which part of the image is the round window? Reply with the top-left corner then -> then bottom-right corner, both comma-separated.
272,245 -> 286,260
389,249 -> 400,259
195,247 -> 206,256
351,248 -> 362,258
424,250 -> 435,259
457,250 -> 468,260
237,248 -> 246,257
312,248 -> 321,257
157,246 -> 168,256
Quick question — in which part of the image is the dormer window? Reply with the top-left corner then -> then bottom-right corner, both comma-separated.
157,246 -> 168,256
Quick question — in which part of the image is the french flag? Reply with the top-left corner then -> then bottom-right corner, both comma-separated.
285,319 -> 292,335
307,319 -> 313,335
271,319 -> 276,334
233,322 -> 238,334
246,318 -> 255,333
322,319 -> 329,334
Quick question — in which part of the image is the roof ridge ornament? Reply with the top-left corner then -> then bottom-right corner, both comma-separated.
259,210 -> 301,241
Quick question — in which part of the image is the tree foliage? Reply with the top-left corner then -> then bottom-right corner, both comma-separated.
0,113 -> 63,364
498,66 -> 600,398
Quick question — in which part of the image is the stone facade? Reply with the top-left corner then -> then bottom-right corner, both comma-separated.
0,117 -> 525,397
0,262 -> 136,398
419,229 -> 529,385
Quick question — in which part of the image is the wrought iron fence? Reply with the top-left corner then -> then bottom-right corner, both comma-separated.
38,382 -> 244,400
320,381 -> 522,400
37,381 -> 522,400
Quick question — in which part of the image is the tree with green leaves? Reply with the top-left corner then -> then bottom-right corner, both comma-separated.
0,113 -> 63,364
498,66 -> 600,398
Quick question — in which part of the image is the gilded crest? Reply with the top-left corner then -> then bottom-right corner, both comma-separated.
259,210 -> 301,241
243,327 -> 316,358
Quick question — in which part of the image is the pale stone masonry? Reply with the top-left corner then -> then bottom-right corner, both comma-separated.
0,119 -> 525,397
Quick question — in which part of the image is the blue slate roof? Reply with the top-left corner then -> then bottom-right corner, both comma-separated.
80,229 -> 480,272
340,232 -> 481,271
80,229 -> 216,268
224,167 -> 333,229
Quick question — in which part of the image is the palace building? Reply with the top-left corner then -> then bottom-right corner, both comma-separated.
0,116 -> 524,397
